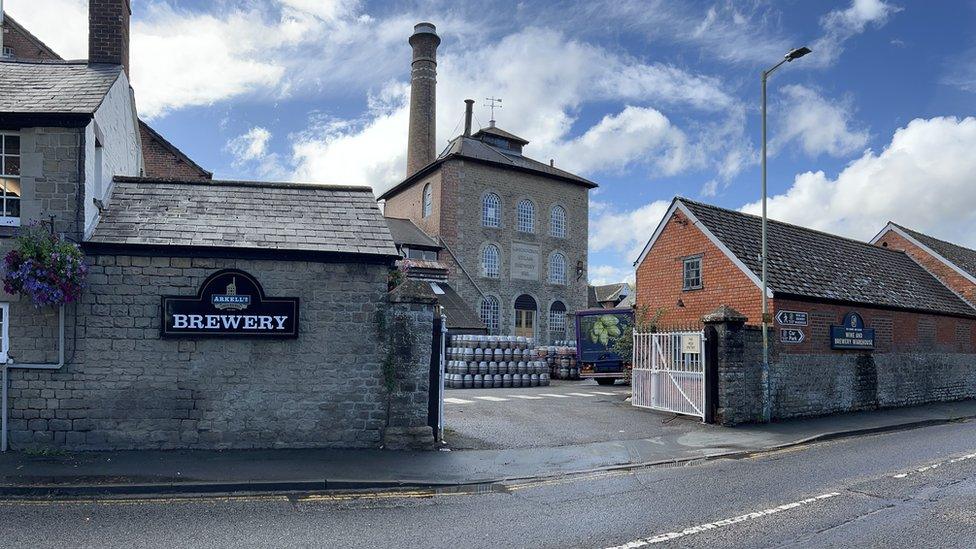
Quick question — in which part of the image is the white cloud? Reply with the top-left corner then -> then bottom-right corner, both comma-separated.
741,117 -> 976,247
589,199 -> 671,263
589,265 -> 635,286
4,0 -> 88,58
771,85 -> 869,158
810,0 -> 901,67
227,127 -> 272,163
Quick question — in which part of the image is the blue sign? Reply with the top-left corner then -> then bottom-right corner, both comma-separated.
830,312 -> 875,350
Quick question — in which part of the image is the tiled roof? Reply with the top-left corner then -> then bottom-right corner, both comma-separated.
679,198 -> 976,317
377,135 -> 597,201
385,217 -> 440,249
0,60 -> 121,114
472,125 -> 530,145
89,177 -> 398,258
891,223 -> 976,279
430,281 -> 487,332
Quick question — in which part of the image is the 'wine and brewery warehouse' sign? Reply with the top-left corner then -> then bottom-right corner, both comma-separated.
162,269 -> 299,338
830,311 -> 875,350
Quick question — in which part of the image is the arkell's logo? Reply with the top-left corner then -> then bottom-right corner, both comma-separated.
211,277 -> 251,310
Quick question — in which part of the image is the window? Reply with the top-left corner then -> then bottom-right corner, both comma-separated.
422,183 -> 432,218
480,296 -> 500,334
483,193 -> 501,227
2,47 -> 12,59
0,133 -> 21,226
517,199 -> 535,233
482,244 -> 500,278
549,253 -> 566,285
683,256 -> 702,290
550,205 -> 566,238
549,301 -> 567,340
404,247 -> 437,261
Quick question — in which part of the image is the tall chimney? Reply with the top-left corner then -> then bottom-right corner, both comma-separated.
89,0 -> 131,77
406,22 -> 440,177
463,99 -> 474,137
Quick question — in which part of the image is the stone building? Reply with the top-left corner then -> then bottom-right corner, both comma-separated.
379,23 -> 596,344
1,8 -> 212,181
0,1 -> 435,451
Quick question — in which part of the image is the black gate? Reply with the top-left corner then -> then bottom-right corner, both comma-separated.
427,316 -> 443,439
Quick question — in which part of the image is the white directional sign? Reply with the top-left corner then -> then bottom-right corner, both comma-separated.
776,310 -> 809,326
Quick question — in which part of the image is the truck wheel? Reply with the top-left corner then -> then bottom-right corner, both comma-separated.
596,378 -> 617,386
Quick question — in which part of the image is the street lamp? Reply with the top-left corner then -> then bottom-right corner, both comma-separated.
760,46 -> 810,423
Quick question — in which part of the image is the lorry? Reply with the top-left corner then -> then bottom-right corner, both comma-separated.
574,308 -> 634,385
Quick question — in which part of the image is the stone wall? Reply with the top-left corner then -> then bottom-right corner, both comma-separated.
5,254 -> 435,451
706,307 -> 976,425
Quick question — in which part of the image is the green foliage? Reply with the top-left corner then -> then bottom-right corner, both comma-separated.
611,305 -> 665,364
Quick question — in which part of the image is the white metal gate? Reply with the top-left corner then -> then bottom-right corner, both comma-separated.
632,330 -> 706,420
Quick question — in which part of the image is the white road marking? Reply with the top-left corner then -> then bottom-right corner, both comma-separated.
590,391 -> 617,396
606,492 -> 840,548
443,398 -> 474,404
567,392 -> 595,397
473,396 -> 509,402
892,451 -> 976,479
537,393 -> 571,398
507,395 -> 544,400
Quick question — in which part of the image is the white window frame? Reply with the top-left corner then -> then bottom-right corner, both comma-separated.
482,244 -> 500,278
550,205 -> 566,238
0,131 -> 22,227
548,301 -> 566,339
0,303 -> 9,363
549,253 -> 566,285
683,255 -> 703,290
483,193 -> 501,228
517,199 -> 535,233
422,183 -> 432,218
2,47 -> 13,59
480,296 -> 500,334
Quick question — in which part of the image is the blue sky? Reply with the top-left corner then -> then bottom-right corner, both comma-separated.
8,0 -> 976,284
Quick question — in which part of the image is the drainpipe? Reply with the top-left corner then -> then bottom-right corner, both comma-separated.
2,305 -> 66,452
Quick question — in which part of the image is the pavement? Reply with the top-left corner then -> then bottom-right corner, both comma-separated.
2,383 -> 976,498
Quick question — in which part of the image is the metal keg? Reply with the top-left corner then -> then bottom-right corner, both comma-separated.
515,361 -> 525,374
492,374 -> 502,388
530,373 -> 539,387
540,373 -> 550,386
463,374 -> 473,388
488,361 -> 497,375
477,361 -> 486,375
511,374 -> 521,388
493,348 -> 504,361
473,374 -> 483,388
502,374 -> 512,388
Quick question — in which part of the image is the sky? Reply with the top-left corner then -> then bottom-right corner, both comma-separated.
7,0 -> 976,285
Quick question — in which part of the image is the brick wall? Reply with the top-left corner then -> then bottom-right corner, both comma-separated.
5,256 -> 436,450
139,123 -> 211,181
636,209 -> 762,326
383,171 -> 442,239
2,19 -> 60,60
876,229 -> 976,307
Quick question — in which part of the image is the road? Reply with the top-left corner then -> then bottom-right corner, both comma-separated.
3,419 -> 976,547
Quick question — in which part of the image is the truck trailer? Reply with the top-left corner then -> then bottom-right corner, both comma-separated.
574,309 -> 634,385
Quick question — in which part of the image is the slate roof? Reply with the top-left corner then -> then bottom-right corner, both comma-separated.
0,60 -> 121,114
471,125 -> 530,145
89,177 -> 398,258
678,198 -> 976,318
588,283 -> 630,308
385,217 -> 441,250
891,223 -> 976,279
378,134 -> 597,201
430,281 -> 487,332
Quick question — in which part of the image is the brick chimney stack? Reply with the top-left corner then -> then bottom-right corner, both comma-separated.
406,22 -> 440,177
89,0 -> 131,77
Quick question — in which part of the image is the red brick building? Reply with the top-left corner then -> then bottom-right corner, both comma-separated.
1,11 -> 211,181
634,198 -> 976,353
871,222 -> 976,307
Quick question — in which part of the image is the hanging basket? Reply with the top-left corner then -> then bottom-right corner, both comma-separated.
3,223 -> 88,308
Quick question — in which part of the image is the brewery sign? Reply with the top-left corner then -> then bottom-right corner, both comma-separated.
776,310 -> 808,326
161,269 -> 299,338
830,311 -> 874,350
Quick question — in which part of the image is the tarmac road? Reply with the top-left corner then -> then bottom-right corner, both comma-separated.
2,419 -> 976,548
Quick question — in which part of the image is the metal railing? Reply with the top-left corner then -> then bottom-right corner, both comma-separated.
632,330 -> 705,420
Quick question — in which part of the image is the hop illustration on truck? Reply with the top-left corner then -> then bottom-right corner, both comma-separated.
589,314 -> 622,346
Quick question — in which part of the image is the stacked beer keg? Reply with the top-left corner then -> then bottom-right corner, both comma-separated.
538,343 -> 580,380
445,335 -> 551,389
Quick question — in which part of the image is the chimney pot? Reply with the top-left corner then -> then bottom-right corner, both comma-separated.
406,22 -> 440,177
463,99 -> 474,137
549,159 -> 554,167
88,0 -> 131,77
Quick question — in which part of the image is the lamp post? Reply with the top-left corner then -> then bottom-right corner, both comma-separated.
760,46 -> 810,423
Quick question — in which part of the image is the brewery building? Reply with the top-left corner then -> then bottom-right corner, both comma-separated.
0,1 -> 438,451
379,23 -> 596,344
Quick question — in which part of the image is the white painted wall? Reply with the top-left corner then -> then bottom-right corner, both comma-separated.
84,73 -> 142,238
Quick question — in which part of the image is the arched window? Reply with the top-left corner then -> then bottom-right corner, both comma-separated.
422,183 -> 432,218
480,296 -> 500,334
549,301 -> 567,340
482,244 -> 499,278
550,205 -> 566,238
517,199 -> 535,233
483,193 -> 501,227
549,253 -> 566,285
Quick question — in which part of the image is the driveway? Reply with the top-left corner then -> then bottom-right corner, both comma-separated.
443,379 -> 708,450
